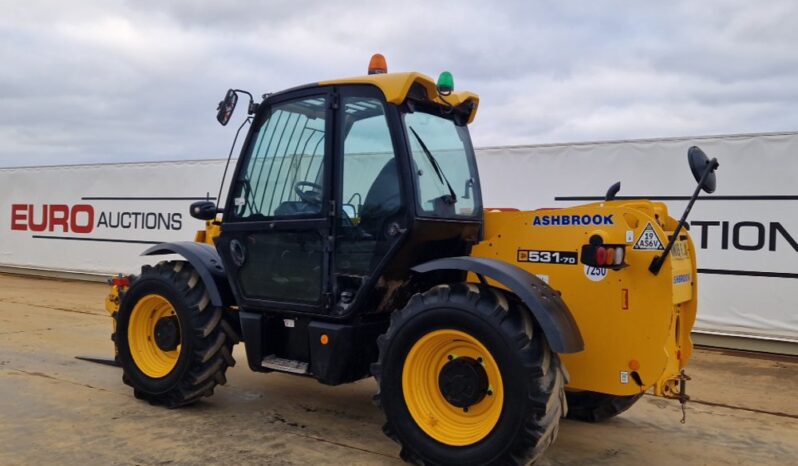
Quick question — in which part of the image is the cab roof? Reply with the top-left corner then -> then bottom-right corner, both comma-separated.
319,71 -> 480,124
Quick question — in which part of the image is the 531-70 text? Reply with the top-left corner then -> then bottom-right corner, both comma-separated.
517,249 -> 578,265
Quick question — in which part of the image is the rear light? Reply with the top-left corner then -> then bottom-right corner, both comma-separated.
112,274 -> 130,288
580,244 -> 627,269
596,247 -> 606,265
605,247 -> 615,265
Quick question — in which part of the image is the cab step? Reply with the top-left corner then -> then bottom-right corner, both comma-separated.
262,355 -> 309,374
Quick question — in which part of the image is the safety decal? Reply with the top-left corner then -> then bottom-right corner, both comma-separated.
584,265 -> 608,282
673,273 -> 691,285
517,249 -> 578,265
672,241 -> 689,258
620,371 -> 629,384
633,223 -> 665,250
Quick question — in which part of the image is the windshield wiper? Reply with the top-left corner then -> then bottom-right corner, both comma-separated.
409,126 -> 457,204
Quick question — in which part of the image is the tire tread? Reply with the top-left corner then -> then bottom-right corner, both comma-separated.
117,261 -> 235,408
372,283 -> 567,465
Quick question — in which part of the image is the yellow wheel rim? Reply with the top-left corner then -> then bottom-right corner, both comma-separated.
402,329 -> 504,446
128,294 -> 181,378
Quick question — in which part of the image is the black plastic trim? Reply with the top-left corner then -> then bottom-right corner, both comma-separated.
412,256 -> 584,353
239,311 -> 269,372
142,241 -> 233,308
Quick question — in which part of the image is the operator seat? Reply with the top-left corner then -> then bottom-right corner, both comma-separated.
359,158 -> 402,238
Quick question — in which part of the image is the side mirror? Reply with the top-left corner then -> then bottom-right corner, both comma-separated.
216,89 -> 238,126
688,146 -> 718,194
649,146 -> 720,275
341,204 -> 357,220
190,201 -> 220,221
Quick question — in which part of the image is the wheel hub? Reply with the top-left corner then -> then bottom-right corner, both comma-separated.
402,329 -> 504,446
438,356 -> 489,408
154,316 -> 180,352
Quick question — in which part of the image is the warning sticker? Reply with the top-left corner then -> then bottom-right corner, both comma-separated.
634,223 -> 665,251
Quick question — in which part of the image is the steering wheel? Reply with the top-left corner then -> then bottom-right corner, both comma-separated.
294,181 -> 323,204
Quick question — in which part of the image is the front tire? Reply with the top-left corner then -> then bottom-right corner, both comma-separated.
372,283 -> 567,465
116,261 -> 238,408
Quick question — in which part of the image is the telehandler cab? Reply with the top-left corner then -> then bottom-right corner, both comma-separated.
106,54 -> 718,465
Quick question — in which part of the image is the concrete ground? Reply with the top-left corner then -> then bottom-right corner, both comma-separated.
0,273 -> 796,466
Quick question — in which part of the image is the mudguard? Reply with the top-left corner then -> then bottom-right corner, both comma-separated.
412,256 -> 584,354
142,241 -> 234,308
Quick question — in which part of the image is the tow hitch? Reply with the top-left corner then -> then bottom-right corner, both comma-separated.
678,370 -> 691,424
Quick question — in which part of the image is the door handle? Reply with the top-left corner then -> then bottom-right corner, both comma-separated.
386,222 -> 407,238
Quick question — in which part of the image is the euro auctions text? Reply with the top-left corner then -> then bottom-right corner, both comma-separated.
10,204 -> 182,233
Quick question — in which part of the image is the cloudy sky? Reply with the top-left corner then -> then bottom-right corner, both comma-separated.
1,0 -> 796,167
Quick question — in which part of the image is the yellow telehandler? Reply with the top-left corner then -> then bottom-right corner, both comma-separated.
105,54 -> 718,465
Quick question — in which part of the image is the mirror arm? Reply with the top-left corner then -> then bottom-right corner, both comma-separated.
649,158 -> 718,275
605,181 -> 621,201
216,116 -> 253,212
232,89 -> 256,114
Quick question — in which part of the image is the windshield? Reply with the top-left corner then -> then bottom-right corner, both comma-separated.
404,110 -> 481,218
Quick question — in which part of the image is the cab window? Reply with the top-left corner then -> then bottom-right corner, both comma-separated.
404,110 -> 480,218
231,96 -> 327,220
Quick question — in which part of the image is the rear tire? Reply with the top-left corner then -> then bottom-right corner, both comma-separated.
116,261 -> 237,408
565,391 -> 642,422
372,283 -> 567,465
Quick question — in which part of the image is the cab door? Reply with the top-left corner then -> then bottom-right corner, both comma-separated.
217,89 -> 334,313
332,86 -> 407,310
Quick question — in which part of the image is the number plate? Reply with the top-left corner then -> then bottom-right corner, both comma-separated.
517,249 -> 578,265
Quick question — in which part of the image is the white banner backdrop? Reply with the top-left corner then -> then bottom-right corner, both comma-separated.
478,132 -> 798,342
0,160 -> 227,276
1,132 -> 796,342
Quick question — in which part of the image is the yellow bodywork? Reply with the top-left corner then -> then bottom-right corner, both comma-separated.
105,283 -> 122,360
105,283 -> 122,315
471,201 -> 697,398
320,72 -> 480,123
194,220 -> 222,245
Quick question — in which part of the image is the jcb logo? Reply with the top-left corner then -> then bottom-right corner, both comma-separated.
10,204 -> 94,233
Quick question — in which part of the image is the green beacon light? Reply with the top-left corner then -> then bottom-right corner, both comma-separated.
437,71 -> 454,96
